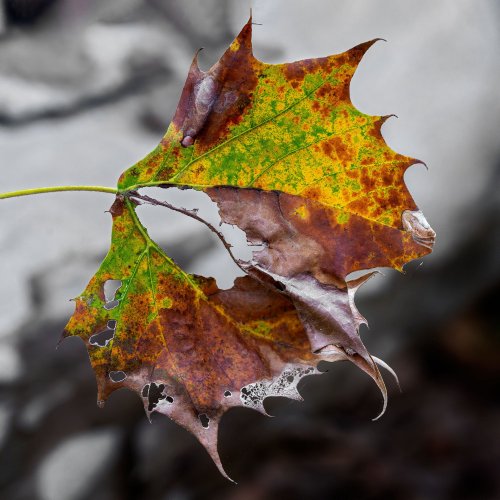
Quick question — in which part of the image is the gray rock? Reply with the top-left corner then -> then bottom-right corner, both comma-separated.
20,380 -> 73,430
0,21 -> 186,123
36,429 -> 120,500
0,342 -> 21,383
147,0 -> 233,48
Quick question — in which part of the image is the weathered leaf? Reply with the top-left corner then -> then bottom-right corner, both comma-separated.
63,18 -> 435,479
63,196 -> 387,479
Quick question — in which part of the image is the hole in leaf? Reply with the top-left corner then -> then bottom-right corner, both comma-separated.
103,280 -> 122,309
199,413 -> 210,428
286,375 -> 294,383
89,328 -> 114,347
107,320 -> 117,330
135,187 -> 259,289
142,384 -> 150,397
166,396 -> 174,403
104,280 -> 122,310
147,383 -> 166,411
224,390 -> 232,398
109,371 -> 126,383
104,280 -> 121,302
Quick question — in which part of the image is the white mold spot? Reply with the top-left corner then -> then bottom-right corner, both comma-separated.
240,366 -> 316,413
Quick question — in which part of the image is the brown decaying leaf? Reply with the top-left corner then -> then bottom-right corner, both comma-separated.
63,17 -> 435,480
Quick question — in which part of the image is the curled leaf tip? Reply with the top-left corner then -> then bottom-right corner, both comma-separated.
373,355 -> 401,392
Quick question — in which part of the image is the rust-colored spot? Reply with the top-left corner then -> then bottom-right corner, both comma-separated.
331,136 -> 349,161
160,137 -> 171,148
321,140 -> 334,158
194,164 -> 205,175
301,186 -> 321,201
109,197 -> 124,216
317,82 -> 334,99
361,157 -> 376,166
360,171 -> 375,191
336,80 -> 350,102
283,63 -> 306,83
368,125 -> 383,141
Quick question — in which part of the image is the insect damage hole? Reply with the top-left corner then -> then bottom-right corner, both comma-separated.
199,413 -> 210,429
109,371 -> 127,383
147,383 -> 167,411
224,390 -> 232,398
89,319 -> 117,347
103,280 -> 122,310
89,328 -> 114,348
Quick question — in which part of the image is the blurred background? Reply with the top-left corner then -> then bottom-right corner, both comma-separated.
0,0 -> 499,499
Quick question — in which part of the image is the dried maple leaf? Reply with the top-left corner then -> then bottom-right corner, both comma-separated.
63,18 -> 435,479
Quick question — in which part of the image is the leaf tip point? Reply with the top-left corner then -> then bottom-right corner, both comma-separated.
373,356 -> 401,392
381,113 -> 398,124
372,391 -> 388,422
416,159 -> 429,171
192,47 -> 204,63
364,37 -> 386,49
371,410 -> 385,422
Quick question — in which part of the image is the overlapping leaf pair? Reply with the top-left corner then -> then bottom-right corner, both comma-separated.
63,19 -> 435,479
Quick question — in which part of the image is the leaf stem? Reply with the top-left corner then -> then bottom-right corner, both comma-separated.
0,185 -> 118,200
